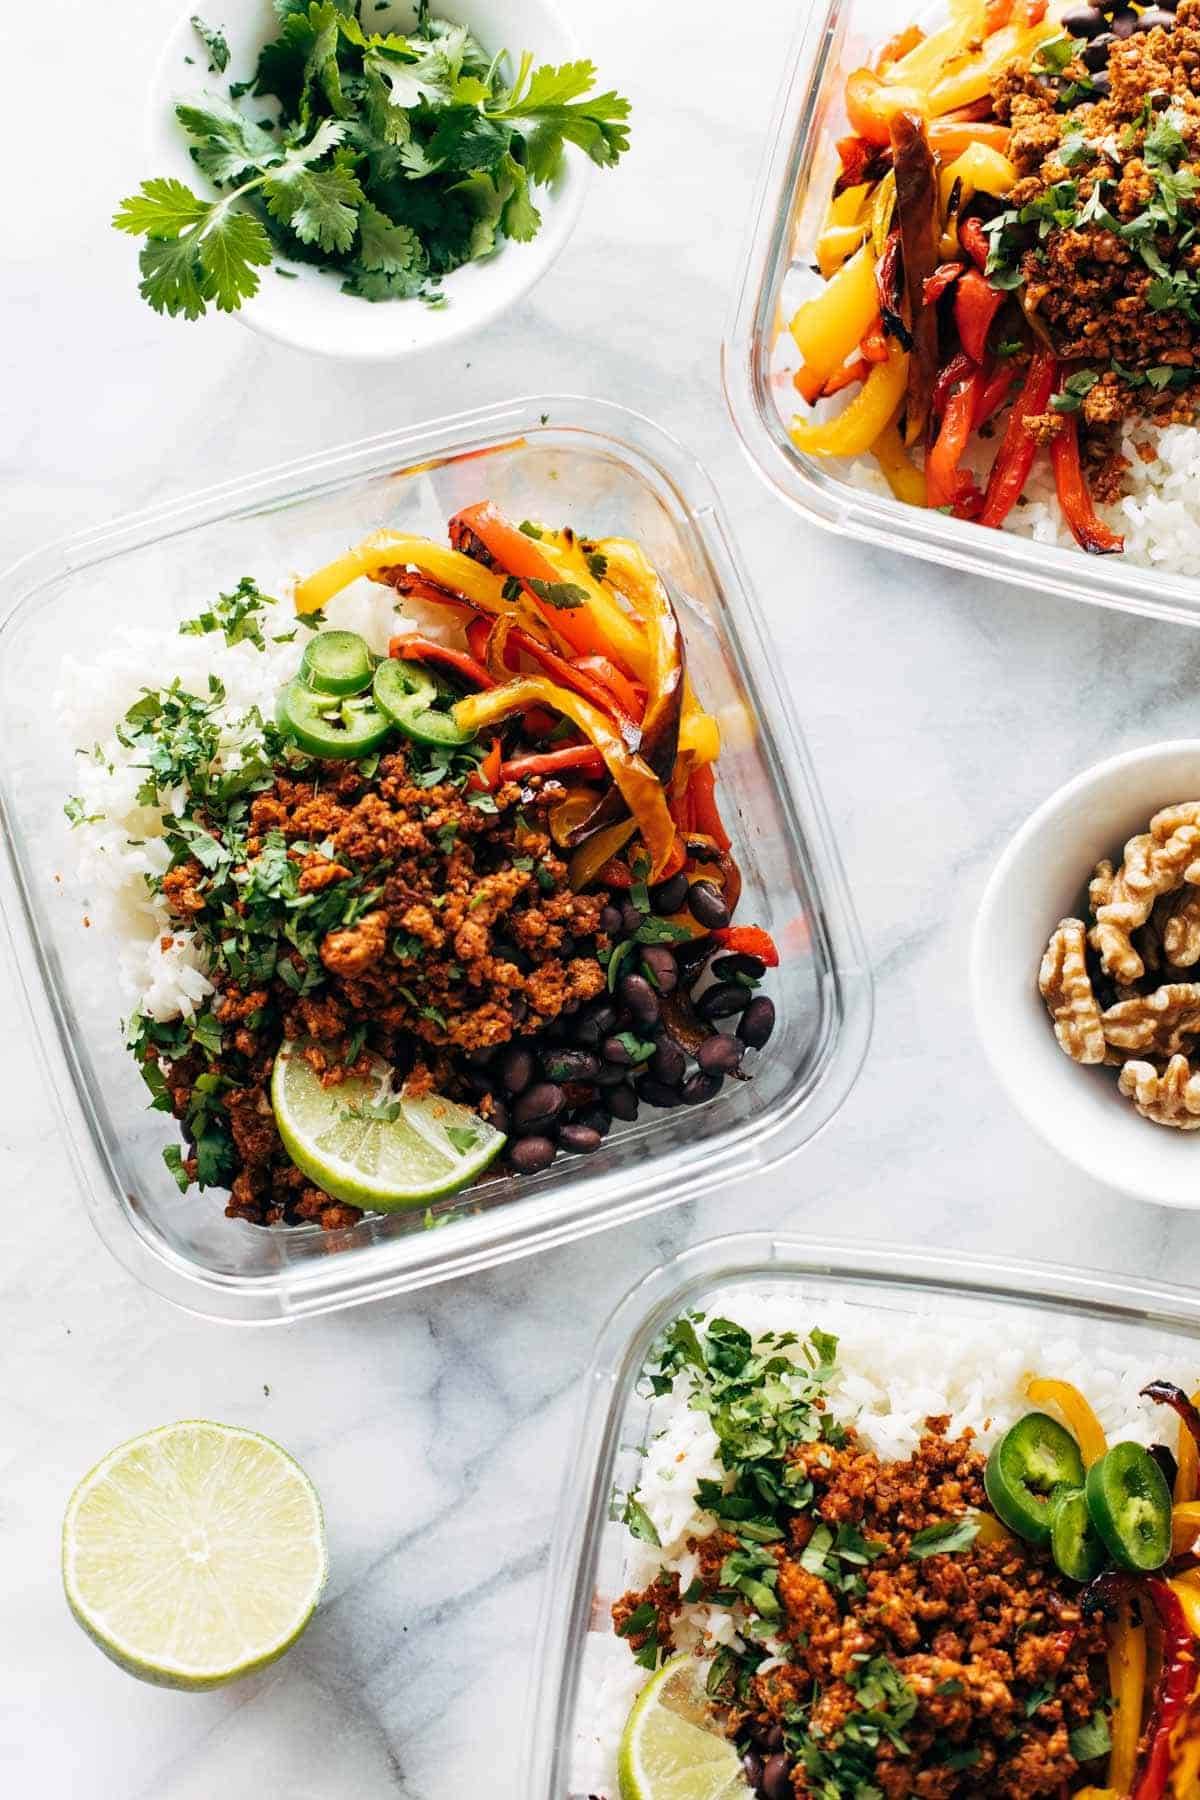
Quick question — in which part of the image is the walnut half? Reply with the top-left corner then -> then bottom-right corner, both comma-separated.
1118,1055 -> 1200,1130
1100,982 -> 1200,1059
1038,918 -> 1106,1064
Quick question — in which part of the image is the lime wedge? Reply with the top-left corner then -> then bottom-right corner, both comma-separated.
62,1420 -> 327,1690
271,1042 -> 505,1211
619,1654 -> 750,1800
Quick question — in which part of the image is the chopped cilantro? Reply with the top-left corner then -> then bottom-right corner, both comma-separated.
1069,1711 -> 1112,1763
908,1517 -> 980,1558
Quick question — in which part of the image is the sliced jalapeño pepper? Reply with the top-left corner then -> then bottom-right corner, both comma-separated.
1049,1487 -> 1106,1583
277,678 -> 391,760
984,1413 -> 1085,1545
372,659 -> 471,747
300,630 -> 373,696
1085,1442 -> 1172,1572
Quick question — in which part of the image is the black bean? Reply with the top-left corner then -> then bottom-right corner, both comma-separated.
682,1070 -> 722,1105
620,900 -> 642,936
618,972 -> 660,1029
512,1081 -> 565,1128
687,880 -> 730,929
710,952 -> 765,983
541,1048 -> 601,1083
574,1105 -> 612,1139
487,1098 -> 510,1137
1088,66 -> 1112,95
738,995 -> 776,1050
1110,6 -> 1136,33
1063,2 -> 1106,33
636,1076 -> 683,1109
1080,31 -> 1113,66
1134,4 -> 1175,25
762,1725 -> 785,1754
592,1062 -> 633,1089
599,904 -> 624,936
650,871 -> 689,914
697,1034 -> 744,1077
674,934 -> 716,979
508,1135 -> 556,1175
500,1044 -> 535,1094
602,1035 -> 635,1067
509,994 -> 528,1027
462,1069 -> 497,1098
608,1082 -> 639,1121
762,1754 -> 791,1800
464,1045 -> 496,1068
559,1123 -> 603,1155
639,944 -> 678,993
696,981 -> 752,1021
742,1750 -> 764,1790
650,1036 -> 686,1086
573,1000 -> 618,1047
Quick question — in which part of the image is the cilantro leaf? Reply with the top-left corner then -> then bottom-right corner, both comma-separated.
356,199 -> 423,273
198,209 -> 276,310
191,15 -> 230,73
621,1493 -> 662,1546
908,1517 -> 980,1559
266,152 -> 363,253
113,178 -> 212,239
1069,1711 -> 1112,1763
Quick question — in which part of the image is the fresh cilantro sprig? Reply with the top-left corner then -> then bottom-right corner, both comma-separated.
114,0 -> 631,320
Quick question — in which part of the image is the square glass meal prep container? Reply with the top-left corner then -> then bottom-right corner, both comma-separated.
723,0 -> 1200,628
525,1230 -> 1200,1798
0,398 -> 870,1324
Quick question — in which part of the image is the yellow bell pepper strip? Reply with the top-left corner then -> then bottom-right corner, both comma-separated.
295,531 -> 518,619
1168,1717 -> 1200,1800
568,816 -> 639,891
1107,1604 -> 1147,1796
677,680 -> 721,765
1026,1377 -> 1108,1468
452,677 -> 677,878
791,343 -> 909,458
971,1507 -> 1015,1547
873,420 -> 927,504
817,183 -> 871,279
1176,1393 -> 1200,1504
1169,1572 -> 1200,1636
927,19 -> 1059,115
939,141 -> 1018,216
870,170 -> 897,257
549,788 -> 604,849
1074,1790 -> 1120,1799
789,242 -> 881,389
881,2 -> 986,89
1172,1502 -> 1200,1558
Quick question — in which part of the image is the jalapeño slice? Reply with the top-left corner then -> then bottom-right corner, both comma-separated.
1049,1487 -> 1106,1583
300,630 -> 373,696
984,1413 -> 1085,1545
277,678 -> 391,760
373,658 -> 472,747
1085,1442 -> 1172,1572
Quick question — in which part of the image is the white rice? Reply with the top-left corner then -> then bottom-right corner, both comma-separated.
55,575 -> 456,1024
572,1293 -> 1200,1799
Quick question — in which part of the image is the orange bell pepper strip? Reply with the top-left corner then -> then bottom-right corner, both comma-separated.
452,678 -> 677,878
822,357 -> 870,397
448,502 -> 616,662
925,365 -> 985,515
929,117 -> 1012,159
1025,1377 -> 1108,1467
984,0 -> 1014,27
1050,413 -> 1125,557
689,762 -> 731,853
860,321 -> 890,364
876,23 -> 925,72
1171,1501 -> 1200,1557
791,343 -> 910,457
467,737 -> 503,793
572,655 -> 646,723
845,67 -> 927,148
391,635 -> 496,690
568,817 -> 640,891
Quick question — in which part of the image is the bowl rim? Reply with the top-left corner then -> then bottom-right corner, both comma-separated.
141,0 -> 591,361
970,737 -> 1200,1207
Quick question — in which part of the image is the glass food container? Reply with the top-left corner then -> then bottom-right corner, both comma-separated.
526,1231 -> 1200,1798
0,399 -> 870,1323
723,0 -> 1200,628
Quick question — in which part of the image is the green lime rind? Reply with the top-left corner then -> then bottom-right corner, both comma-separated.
618,1652 -> 749,1800
62,1419 -> 327,1691
271,1042 -> 505,1212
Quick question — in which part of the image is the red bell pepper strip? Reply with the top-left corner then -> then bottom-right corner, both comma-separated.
835,133 -> 889,193
500,627 -> 641,745
985,0 -> 1015,25
465,614 -> 492,664
390,635 -> 496,690
926,366 -> 985,516
572,655 -> 646,722
1014,0 -> 1048,24
688,763 -> 731,853
467,737 -> 503,792
875,230 -> 912,352
953,268 -> 1004,365
498,744 -> 607,784
1085,1572 -> 1195,1800
975,362 -> 1018,429
710,925 -> 780,967
979,350 -> 1057,528
923,262 -> 965,307
932,351 -> 976,420
448,501 -> 613,661
958,215 -> 991,273
1049,412 -> 1125,556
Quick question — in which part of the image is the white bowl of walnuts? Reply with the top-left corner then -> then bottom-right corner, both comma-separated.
972,740 -> 1200,1208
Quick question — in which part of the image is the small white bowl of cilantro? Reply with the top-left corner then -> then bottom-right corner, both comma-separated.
120,0 -> 630,358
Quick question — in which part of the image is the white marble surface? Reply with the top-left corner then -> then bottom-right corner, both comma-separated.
10,0 -> 1200,1793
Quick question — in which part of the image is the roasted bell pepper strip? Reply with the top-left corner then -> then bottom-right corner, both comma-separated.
933,351 -> 977,419
984,0 -> 1014,26
976,362 -> 1018,428
845,67 -> 927,147
882,5 -> 987,87
874,232 -> 911,350
448,502 -> 615,661
926,365 -> 985,514
929,117 -> 1013,161
1015,0 -> 1048,25
958,215 -> 991,272
791,242 -> 883,387
710,925 -> 779,967
1171,1500 -> 1200,1557
940,142 -> 1018,219
927,19 -> 1059,116
1176,1391 -> 1200,1504
1106,1601 -> 1146,1796
979,350 -> 1057,528
1086,1573 -> 1196,1800
499,744 -> 607,783
379,570 -> 480,619
791,343 -> 909,457
568,816 -> 639,891
822,358 -> 870,397
688,762 -> 731,853
573,655 -> 646,722
499,626 -> 641,745
923,261 -> 965,307
453,678 -> 676,878
835,133 -> 889,193
860,322 -> 890,363
1051,413 -> 1125,556
295,531 -> 519,619
873,421 -> 928,504
875,23 -> 925,71
1143,1383 -> 1200,1458
465,614 -> 492,663
954,267 -> 1005,365
467,736 -> 503,792
816,182 -> 872,279
891,111 -> 941,448
391,635 -> 497,690
1026,1377 -> 1108,1468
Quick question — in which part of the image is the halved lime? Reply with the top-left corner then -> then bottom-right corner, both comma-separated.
62,1420 -> 327,1690
618,1653 -> 750,1800
271,1042 -> 505,1211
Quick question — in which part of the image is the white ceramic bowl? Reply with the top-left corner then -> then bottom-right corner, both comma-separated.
972,741 -> 1200,1208
145,0 -> 589,359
